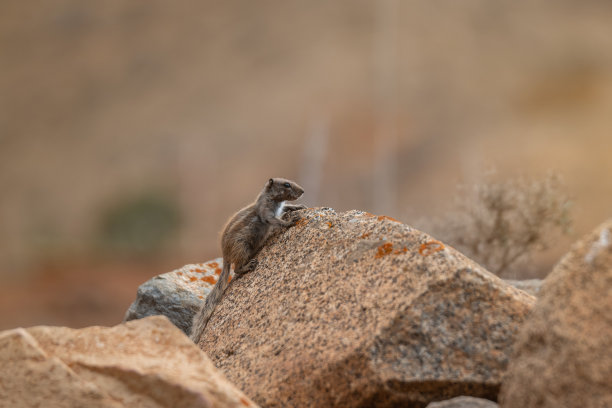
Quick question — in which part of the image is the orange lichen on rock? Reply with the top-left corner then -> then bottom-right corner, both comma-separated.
326,221 -> 333,228
375,242 -> 394,258
295,218 -> 309,228
419,240 -> 445,256
215,268 -> 222,275
393,246 -> 408,255
189,276 -> 198,282
177,272 -> 183,276
207,261 -> 219,269
377,215 -> 399,222
360,232 -> 371,239
201,276 -> 217,284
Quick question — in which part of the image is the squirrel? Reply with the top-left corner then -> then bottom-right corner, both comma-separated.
189,177 -> 306,343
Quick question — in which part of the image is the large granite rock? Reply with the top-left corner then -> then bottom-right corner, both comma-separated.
500,219 -> 612,408
0,315 -> 258,408
195,208 -> 535,407
123,259 -> 226,335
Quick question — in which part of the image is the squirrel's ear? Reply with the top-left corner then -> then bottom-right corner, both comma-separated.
267,178 -> 274,187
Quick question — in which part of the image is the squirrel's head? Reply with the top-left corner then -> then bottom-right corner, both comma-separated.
265,178 -> 304,201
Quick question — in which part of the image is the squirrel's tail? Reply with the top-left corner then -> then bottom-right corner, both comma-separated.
189,260 -> 231,344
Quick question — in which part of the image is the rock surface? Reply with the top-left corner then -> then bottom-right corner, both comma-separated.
0,315 -> 258,408
196,208 -> 535,407
500,219 -> 612,408
123,259 -> 225,334
427,396 -> 498,408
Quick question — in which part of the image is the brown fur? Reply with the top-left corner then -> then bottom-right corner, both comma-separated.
189,178 -> 305,343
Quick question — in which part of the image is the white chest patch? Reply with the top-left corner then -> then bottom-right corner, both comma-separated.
275,201 -> 286,218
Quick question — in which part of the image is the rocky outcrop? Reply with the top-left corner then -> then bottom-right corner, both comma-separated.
194,208 -> 535,407
123,260 -> 225,335
426,396 -> 498,408
500,219 -> 612,408
0,315 -> 258,408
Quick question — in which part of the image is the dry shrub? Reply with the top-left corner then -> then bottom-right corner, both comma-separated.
427,173 -> 572,277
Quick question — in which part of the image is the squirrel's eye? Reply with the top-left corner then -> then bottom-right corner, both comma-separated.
283,182 -> 291,188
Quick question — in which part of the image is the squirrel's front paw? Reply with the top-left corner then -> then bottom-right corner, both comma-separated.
285,211 -> 303,225
283,204 -> 307,213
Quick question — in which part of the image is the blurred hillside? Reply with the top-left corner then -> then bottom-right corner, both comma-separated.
1,1 -> 612,327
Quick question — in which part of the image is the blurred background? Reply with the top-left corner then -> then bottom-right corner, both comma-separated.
1,0 -> 611,330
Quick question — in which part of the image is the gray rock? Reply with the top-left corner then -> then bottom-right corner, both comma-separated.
427,396 -> 498,408
123,259 -> 225,335
503,279 -> 543,297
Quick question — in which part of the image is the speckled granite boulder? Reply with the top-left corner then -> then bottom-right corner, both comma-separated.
0,316 -> 258,408
197,208 -> 535,407
427,396 -> 498,408
123,259 -> 227,334
500,219 -> 612,408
